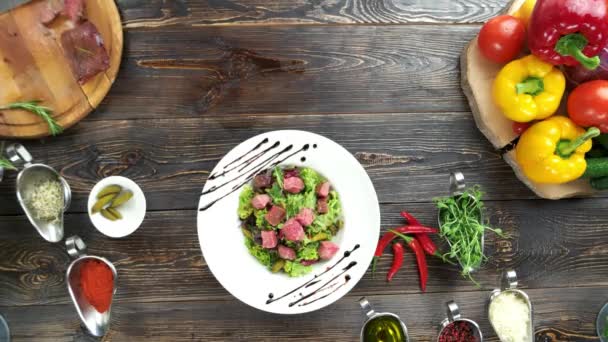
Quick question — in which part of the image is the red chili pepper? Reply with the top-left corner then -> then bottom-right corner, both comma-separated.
372,231 -> 397,274
400,211 -> 420,225
528,0 -> 608,69
400,211 -> 444,257
414,233 -> 437,256
391,230 -> 428,292
387,242 -> 404,282
393,225 -> 438,234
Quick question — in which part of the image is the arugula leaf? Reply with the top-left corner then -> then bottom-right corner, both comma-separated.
266,183 -> 286,206
273,167 -> 284,188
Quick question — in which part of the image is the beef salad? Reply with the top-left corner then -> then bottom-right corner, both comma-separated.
238,167 -> 343,277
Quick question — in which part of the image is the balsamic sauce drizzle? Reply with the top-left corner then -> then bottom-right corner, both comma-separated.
298,275 -> 351,307
266,244 -> 360,305
203,143 -> 291,195
199,143 -> 310,211
209,141 -> 280,180
289,261 -> 357,307
222,138 -> 269,170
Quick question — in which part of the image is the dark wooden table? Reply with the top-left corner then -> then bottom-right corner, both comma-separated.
1,0 -> 607,341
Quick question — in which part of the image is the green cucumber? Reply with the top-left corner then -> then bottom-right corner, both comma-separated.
591,177 -> 608,190
583,158 -> 608,178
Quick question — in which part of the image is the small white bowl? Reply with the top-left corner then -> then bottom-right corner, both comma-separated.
87,176 -> 146,238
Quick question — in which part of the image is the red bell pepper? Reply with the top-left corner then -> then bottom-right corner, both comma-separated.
528,0 -> 608,70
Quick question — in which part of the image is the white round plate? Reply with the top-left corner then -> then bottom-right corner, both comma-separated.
88,176 -> 146,238
197,130 -> 380,314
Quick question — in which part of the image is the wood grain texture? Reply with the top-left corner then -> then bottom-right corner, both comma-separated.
0,287 -> 602,341
118,0 -> 508,27
92,24 -> 478,120
0,112 -> 554,216
2,199 -> 608,307
0,0 -> 122,138
2,1 -> 607,340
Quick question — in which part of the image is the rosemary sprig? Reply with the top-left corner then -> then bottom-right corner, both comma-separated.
0,101 -> 63,135
0,141 -> 15,170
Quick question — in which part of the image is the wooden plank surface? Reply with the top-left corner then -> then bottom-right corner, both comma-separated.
2,0 -> 607,341
118,0 -> 509,27
92,24 -> 478,120
0,287 -> 601,341
0,112 -> 546,216
2,199 -> 607,307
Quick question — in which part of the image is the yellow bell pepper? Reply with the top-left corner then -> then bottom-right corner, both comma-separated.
516,116 -> 599,184
514,0 -> 537,26
493,55 -> 565,123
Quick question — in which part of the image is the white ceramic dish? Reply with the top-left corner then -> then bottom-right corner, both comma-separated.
197,130 -> 380,314
87,176 -> 146,238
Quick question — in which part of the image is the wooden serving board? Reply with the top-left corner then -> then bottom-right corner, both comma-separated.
0,0 -> 122,138
460,0 -> 594,199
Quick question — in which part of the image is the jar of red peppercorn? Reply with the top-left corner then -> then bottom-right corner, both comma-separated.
437,301 -> 483,342
65,235 -> 117,337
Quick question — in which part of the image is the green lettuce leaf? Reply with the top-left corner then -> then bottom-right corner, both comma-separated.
254,209 -> 268,228
300,167 -> 324,192
284,260 -> 313,277
245,238 -> 273,267
238,184 -> 254,220
308,191 -> 342,235
285,193 -> 305,218
297,242 -> 319,261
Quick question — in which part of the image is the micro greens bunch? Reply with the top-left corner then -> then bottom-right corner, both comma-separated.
0,101 -> 62,135
435,186 -> 504,284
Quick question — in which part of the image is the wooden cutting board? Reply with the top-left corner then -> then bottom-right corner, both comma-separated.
460,0 -> 595,199
0,0 -> 122,138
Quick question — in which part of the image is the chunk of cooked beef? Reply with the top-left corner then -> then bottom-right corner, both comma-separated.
284,176 -> 304,194
251,194 -> 271,210
278,245 -> 296,260
318,241 -> 339,260
265,205 -> 286,226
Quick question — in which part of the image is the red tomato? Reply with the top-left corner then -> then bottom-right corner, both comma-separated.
568,80 -> 608,133
478,15 -> 526,63
512,121 -> 531,135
